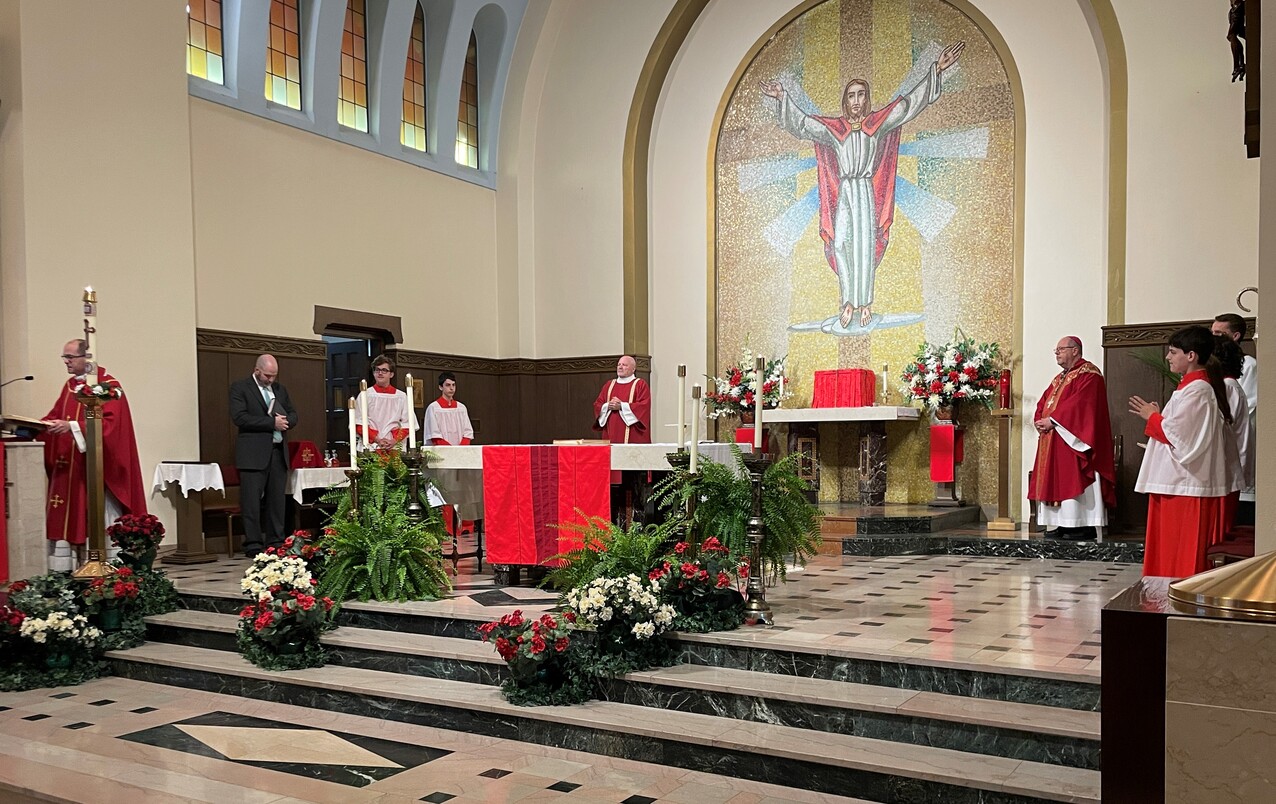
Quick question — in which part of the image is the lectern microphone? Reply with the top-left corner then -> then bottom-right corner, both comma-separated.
0,375 -> 34,388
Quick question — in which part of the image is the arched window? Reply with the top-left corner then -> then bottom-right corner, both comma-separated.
265,0 -> 302,110
186,0 -> 224,85
454,31 -> 478,169
401,4 -> 427,151
339,0 -> 369,131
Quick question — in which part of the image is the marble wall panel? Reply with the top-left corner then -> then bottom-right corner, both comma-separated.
1166,617 -> 1276,712
1165,701 -> 1276,803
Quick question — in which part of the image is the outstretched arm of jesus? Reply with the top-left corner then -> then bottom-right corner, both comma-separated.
760,80 -> 837,146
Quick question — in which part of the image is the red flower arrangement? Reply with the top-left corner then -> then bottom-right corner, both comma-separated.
237,589 -> 334,645
107,513 -> 166,556
81,567 -> 141,609
650,536 -> 748,633
478,609 -> 575,674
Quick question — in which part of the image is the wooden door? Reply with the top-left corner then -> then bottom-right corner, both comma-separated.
325,338 -> 374,459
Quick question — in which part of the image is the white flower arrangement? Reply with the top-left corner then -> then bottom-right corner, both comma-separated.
899,333 -> 1001,411
564,574 -> 676,640
704,348 -> 793,420
240,554 -> 314,601
18,611 -> 101,646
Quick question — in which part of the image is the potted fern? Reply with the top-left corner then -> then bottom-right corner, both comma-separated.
318,450 -> 452,603
650,445 -> 821,582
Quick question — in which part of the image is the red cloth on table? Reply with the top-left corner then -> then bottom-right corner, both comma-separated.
288,440 -> 325,469
1143,493 -> 1226,577
929,424 -> 964,483
734,426 -> 769,455
483,445 -> 611,565
39,369 -> 147,544
812,369 -> 876,408
1028,359 -> 1116,508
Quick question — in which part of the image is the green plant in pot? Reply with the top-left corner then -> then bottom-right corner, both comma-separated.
318,449 -> 451,603
543,515 -> 671,593
651,444 -> 821,581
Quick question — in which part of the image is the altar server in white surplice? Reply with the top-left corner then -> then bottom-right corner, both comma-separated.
424,372 -> 473,446
355,354 -> 417,450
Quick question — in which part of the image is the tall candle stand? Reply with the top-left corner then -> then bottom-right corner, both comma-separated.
72,395 -> 115,580
344,464 -> 364,521
987,407 -> 1016,530
741,451 -> 772,626
404,447 -> 426,522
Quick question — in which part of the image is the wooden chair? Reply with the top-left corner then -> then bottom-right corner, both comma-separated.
201,463 -> 244,557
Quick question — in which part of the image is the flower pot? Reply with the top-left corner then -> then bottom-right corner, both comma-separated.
44,652 -> 73,670
274,637 -> 307,655
120,547 -> 157,573
933,403 -> 960,426
97,606 -> 122,632
740,411 -> 756,425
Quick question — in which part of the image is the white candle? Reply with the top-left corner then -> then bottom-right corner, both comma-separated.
677,364 -> 686,449
347,398 -> 357,461
82,287 -> 99,386
405,373 -> 416,450
690,384 -> 701,473
359,379 -> 369,449
754,355 -> 765,450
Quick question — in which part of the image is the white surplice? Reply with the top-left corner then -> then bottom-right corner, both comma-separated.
1134,378 -> 1235,498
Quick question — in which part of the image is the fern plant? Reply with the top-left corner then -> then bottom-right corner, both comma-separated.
542,516 -> 671,593
650,444 -> 821,580
317,451 -> 452,603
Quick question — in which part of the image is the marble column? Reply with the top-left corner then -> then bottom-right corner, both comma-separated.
858,422 -> 886,506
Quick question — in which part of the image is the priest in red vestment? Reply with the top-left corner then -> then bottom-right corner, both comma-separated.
40,339 -> 147,545
593,356 -> 651,446
1029,336 -> 1116,540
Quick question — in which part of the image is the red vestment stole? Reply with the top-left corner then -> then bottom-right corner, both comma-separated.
1029,360 -> 1116,507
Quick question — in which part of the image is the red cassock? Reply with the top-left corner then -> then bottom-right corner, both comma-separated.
1028,360 -> 1117,508
592,378 -> 651,445
40,369 -> 148,544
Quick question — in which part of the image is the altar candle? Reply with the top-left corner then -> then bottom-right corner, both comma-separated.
359,380 -> 369,448
405,374 -> 416,449
82,286 -> 99,386
999,369 -> 1012,409
754,355 -> 765,450
347,398 -> 357,458
677,364 -> 686,448
690,384 -> 701,473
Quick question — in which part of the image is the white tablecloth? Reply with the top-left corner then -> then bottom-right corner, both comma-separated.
287,467 -> 352,504
152,462 -> 224,497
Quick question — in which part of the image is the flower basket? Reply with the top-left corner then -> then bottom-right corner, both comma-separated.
236,553 -> 334,671
1,575 -> 109,691
899,332 -> 1001,413
478,610 -> 592,706
705,349 -> 791,420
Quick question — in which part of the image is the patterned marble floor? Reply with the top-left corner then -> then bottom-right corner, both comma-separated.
0,677 -> 871,803
163,551 -> 1143,679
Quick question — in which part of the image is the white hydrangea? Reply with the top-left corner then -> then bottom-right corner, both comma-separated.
631,622 -> 655,639
241,554 -> 313,600
19,611 -> 100,645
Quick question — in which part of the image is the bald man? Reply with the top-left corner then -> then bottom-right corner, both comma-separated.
593,355 -> 651,446
229,354 -> 298,556
1028,336 -> 1116,540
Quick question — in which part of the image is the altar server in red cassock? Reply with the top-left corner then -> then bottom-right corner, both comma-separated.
1029,336 -> 1116,540
424,372 -> 473,446
355,355 -> 416,449
40,339 -> 147,545
1130,326 -> 1238,578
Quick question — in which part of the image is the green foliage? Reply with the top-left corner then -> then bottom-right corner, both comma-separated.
652,537 -> 748,633
651,444 -> 821,580
135,567 -> 180,616
235,625 -> 328,671
1,573 -> 109,692
542,516 -> 670,593
1130,347 -> 1182,385
318,450 -> 451,603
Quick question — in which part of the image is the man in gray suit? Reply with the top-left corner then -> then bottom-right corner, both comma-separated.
229,354 -> 298,556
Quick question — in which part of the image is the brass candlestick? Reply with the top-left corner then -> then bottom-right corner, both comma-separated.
344,466 -> 364,520
741,451 -> 772,626
404,447 -> 426,522
987,408 -> 1016,530
72,394 -> 115,580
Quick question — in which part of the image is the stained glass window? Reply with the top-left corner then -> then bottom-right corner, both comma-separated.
339,0 -> 369,131
265,0 -> 302,110
186,0 -> 224,85
455,32 -> 478,168
401,4 -> 427,151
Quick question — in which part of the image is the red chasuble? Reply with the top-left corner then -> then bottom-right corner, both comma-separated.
812,98 -> 904,273
40,369 -> 148,544
1028,359 -> 1116,508
592,378 -> 651,445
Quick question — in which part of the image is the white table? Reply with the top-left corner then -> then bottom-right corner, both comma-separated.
152,461 -> 222,565
287,467 -> 352,504
426,442 -> 749,470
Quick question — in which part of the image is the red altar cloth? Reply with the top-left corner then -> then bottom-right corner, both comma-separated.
735,426 -> 770,455
482,445 -> 611,565
812,369 -> 876,408
288,440 -> 325,469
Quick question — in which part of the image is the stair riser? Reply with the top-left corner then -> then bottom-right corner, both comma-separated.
842,537 -> 1144,563
142,622 -> 1097,770
109,657 -> 1063,804
177,594 -> 483,639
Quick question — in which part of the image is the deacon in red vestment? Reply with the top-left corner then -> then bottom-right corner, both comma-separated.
1028,337 -> 1116,539
39,340 -> 147,545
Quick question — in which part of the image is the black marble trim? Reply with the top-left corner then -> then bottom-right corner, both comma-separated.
842,535 -> 1144,563
108,659 -> 1056,804
595,678 -> 1098,770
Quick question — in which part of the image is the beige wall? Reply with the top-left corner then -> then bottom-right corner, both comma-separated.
0,0 -> 201,539
1114,0 -> 1259,324
189,99 -> 500,356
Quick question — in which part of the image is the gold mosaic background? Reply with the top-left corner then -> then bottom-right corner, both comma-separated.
714,0 -> 1016,507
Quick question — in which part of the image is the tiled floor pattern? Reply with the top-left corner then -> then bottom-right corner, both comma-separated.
164,552 -> 1141,679
0,678 -> 870,803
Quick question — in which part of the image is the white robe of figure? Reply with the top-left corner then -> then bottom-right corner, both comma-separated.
423,399 -> 474,446
1224,378 -> 1254,493
776,65 -> 942,309
1239,354 -> 1258,500
1036,422 -> 1108,530
423,398 -> 480,520
355,387 -> 417,449
1134,379 -> 1236,498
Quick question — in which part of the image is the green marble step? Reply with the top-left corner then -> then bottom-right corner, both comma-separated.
108,642 -> 1100,804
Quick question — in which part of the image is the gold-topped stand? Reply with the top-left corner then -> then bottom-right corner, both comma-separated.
987,407 -> 1016,531
1169,551 -> 1276,621
71,394 -> 115,580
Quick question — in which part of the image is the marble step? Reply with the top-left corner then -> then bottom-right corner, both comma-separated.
108,642 -> 1100,804
144,610 -> 1100,770
841,533 -> 1144,563
171,588 -> 1103,711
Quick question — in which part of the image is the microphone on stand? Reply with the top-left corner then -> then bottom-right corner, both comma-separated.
0,375 -> 34,388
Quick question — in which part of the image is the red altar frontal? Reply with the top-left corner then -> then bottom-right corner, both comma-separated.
481,445 -> 611,565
